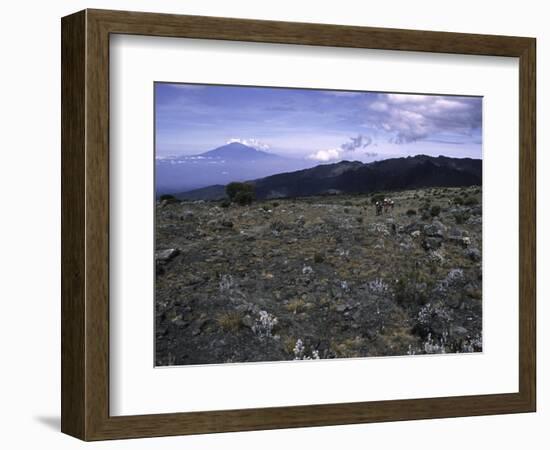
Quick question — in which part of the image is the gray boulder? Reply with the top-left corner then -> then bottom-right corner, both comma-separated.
424,220 -> 446,237
156,248 -> 179,262
422,237 -> 442,251
466,247 -> 482,262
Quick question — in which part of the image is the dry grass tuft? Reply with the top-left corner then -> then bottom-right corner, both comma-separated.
285,298 -> 307,314
216,311 -> 244,332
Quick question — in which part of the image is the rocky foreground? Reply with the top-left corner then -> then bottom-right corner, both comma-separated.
155,186 -> 482,366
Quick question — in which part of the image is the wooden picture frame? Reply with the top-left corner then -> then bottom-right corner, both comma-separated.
61,9 -> 536,441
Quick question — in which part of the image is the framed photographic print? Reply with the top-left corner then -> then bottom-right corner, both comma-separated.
61,9 -> 536,440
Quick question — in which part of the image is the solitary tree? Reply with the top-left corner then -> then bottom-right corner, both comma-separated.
226,182 -> 255,205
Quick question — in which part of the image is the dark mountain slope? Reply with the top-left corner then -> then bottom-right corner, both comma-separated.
175,155 -> 482,200
252,155 -> 481,199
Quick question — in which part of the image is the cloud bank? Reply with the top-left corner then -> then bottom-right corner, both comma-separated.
366,94 -> 482,144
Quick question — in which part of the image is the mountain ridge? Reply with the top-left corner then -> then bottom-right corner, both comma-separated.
174,154 -> 482,200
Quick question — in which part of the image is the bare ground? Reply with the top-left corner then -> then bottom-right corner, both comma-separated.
155,186 -> 482,366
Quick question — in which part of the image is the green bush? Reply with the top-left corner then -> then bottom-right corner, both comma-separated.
226,182 -> 255,205
234,190 -> 254,205
454,212 -> 470,224
454,196 -> 464,205
406,209 -> 417,216
159,194 -> 177,202
430,205 -> 441,217
419,200 -> 431,212
464,196 -> 479,206
220,199 -> 231,208
394,275 -> 428,308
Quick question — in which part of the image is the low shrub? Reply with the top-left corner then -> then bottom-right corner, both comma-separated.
226,182 -> 255,205
419,202 -> 431,212
216,311 -> 243,332
464,196 -> 479,206
406,209 -> 417,216
430,205 -> 441,217
285,299 -> 307,314
159,194 -> 177,203
454,212 -> 470,224
234,190 -> 254,205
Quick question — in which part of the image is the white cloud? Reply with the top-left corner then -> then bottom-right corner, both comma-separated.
169,84 -> 205,90
369,101 -> 388,112
366,94 -> 482,144
227,138 -> 271,151
307,148 -> 342,162
323,91 -> 363,97
386,94 -> 431,104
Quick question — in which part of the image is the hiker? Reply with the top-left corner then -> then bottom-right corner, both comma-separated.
383,198 -> 394,213
375,201 -> 383,216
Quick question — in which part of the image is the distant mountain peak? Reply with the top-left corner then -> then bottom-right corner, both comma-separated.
222,142 -> 259,150
197,142 -> 277,160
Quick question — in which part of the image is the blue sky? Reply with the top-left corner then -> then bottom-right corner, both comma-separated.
155,83 -> 482,162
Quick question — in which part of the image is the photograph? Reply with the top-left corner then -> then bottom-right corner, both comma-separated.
154,82 -> 483,367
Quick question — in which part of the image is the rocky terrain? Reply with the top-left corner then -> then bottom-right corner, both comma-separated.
155,186 -> 482,366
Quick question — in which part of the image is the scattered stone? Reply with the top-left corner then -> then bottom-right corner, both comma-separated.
466,216 -> 482,225
470,205 -> 482,216
448,227 -> 463,239
180,210 -> 194,220
424,220 -> 446,237
186,274 -> 204,285
450,325 -> 469,340
428,250 -> 445,265
422,237 -> 442,251
156,189 -> 482,365
335,304 -> 346,313
466,247 -> 481,262
402,222 -> 423,234
241,315 -> 254,329
156,248 -> 179,262
271,220 -> 287,232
